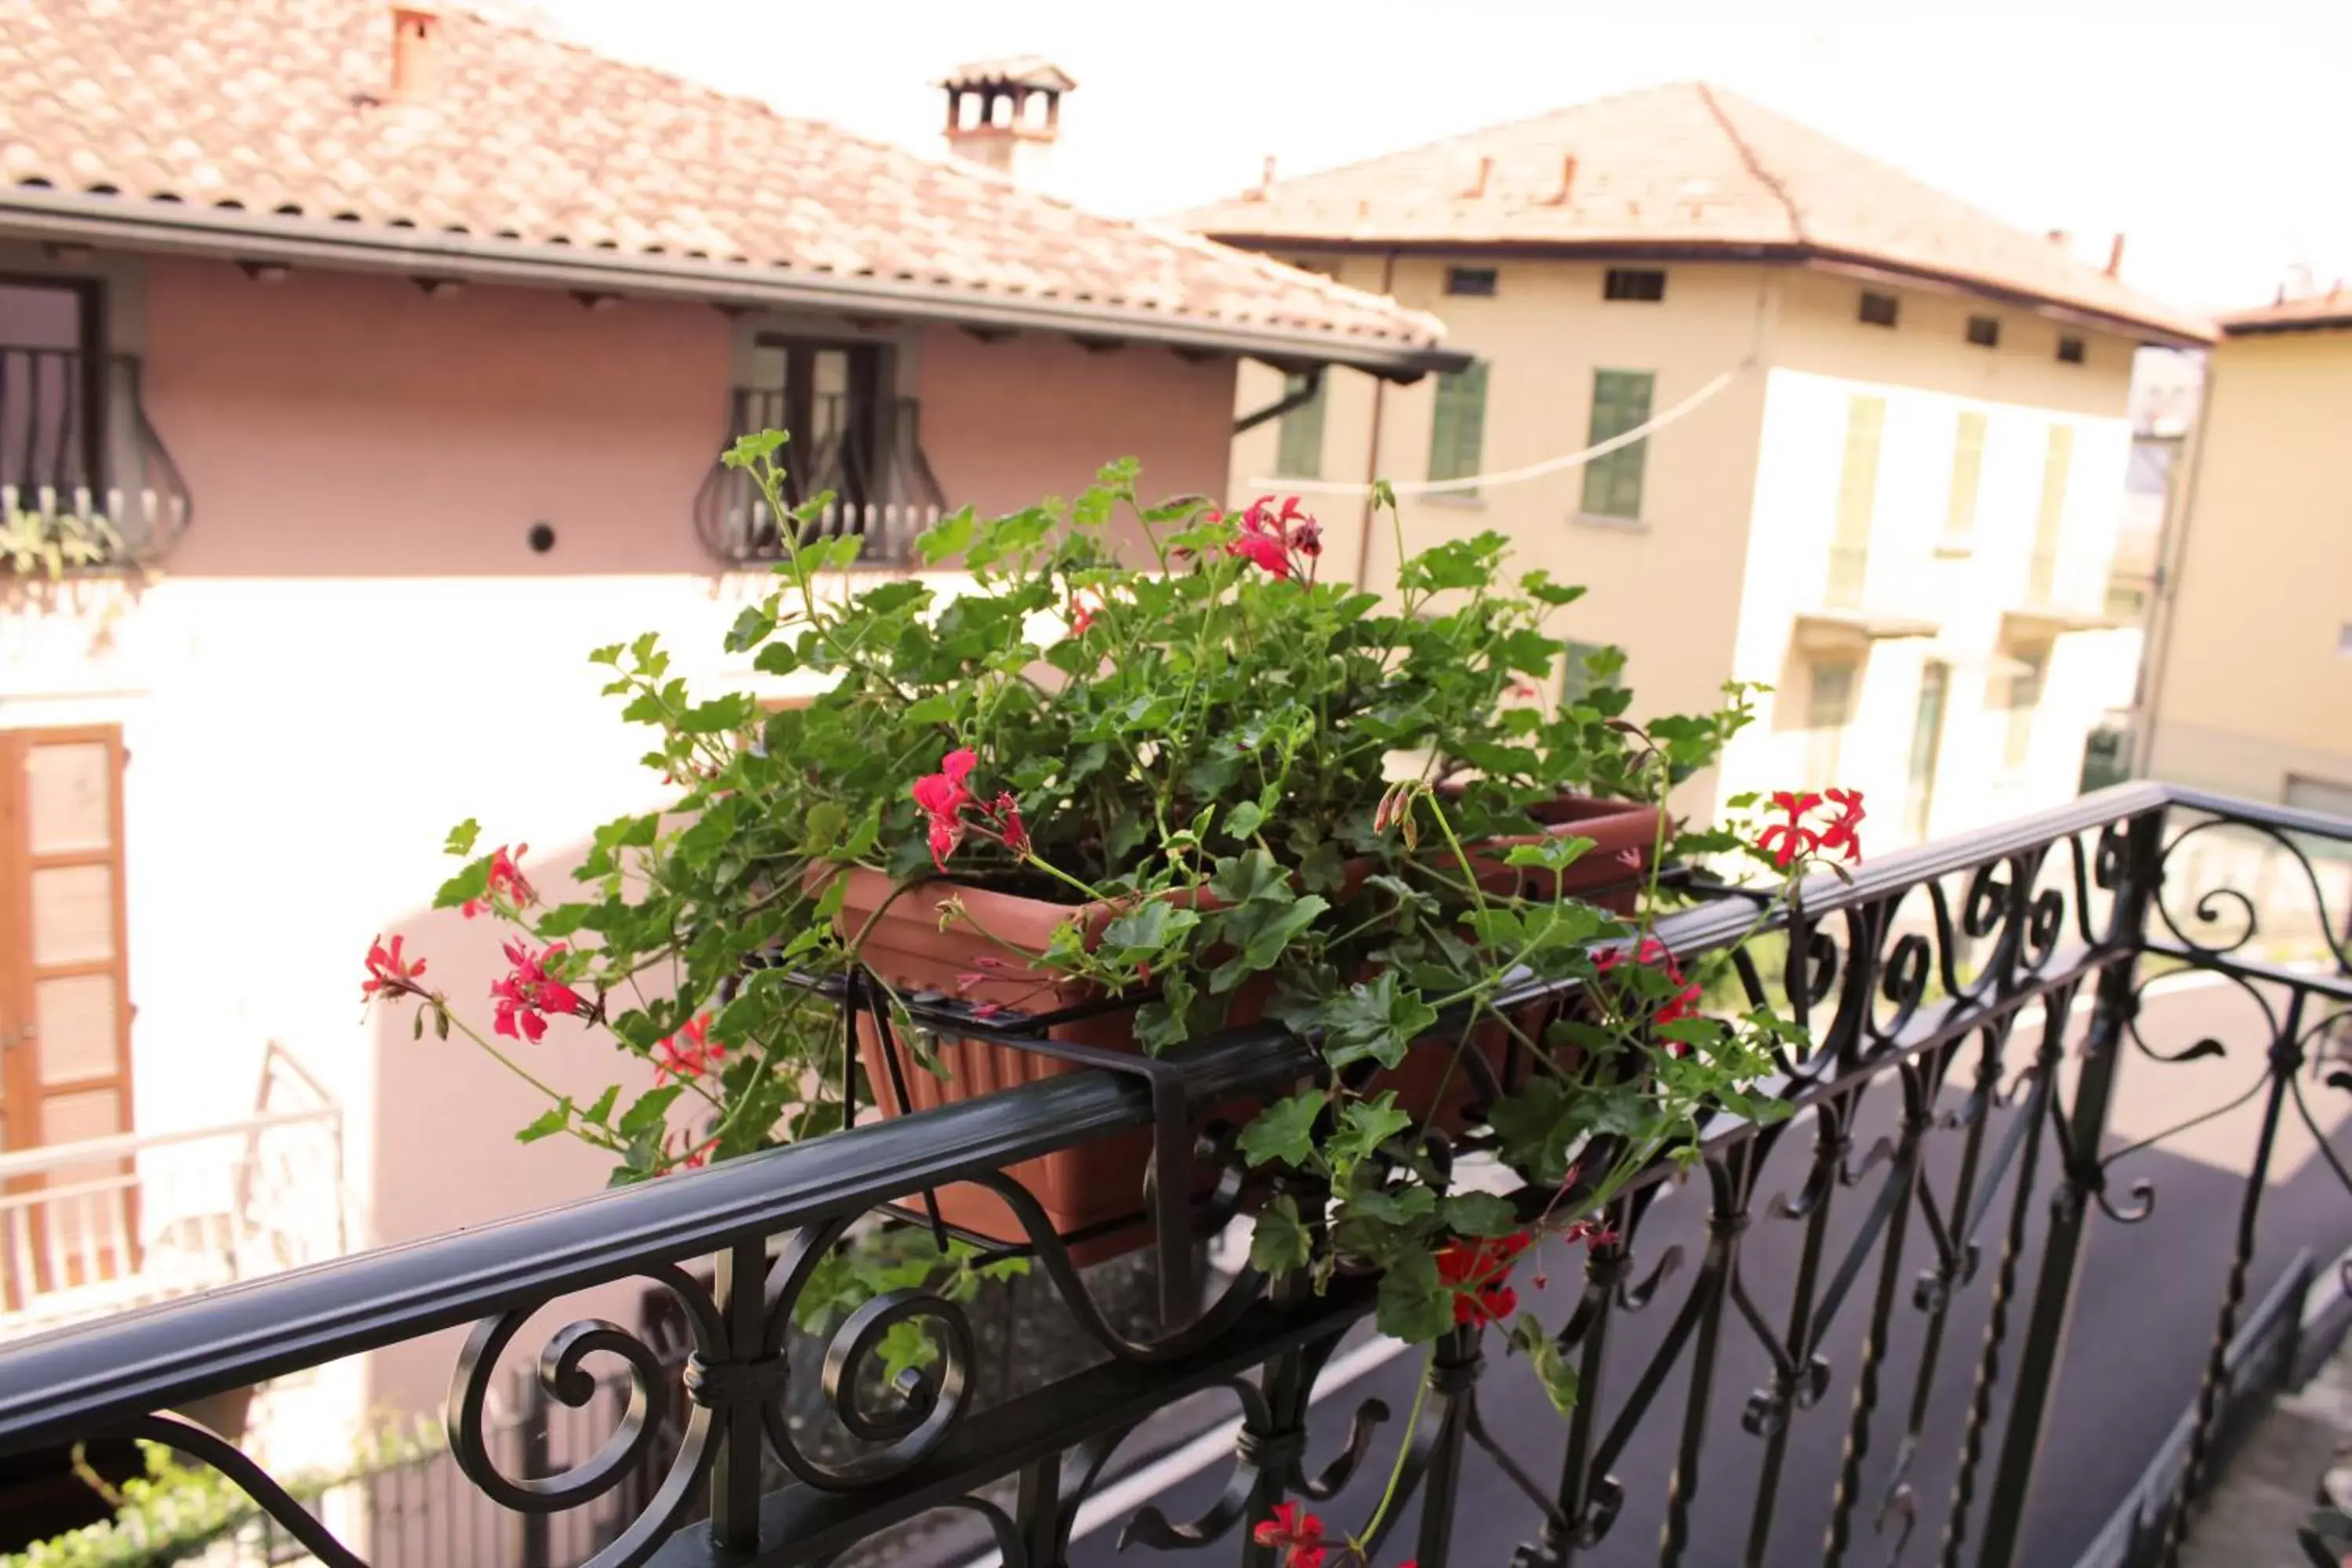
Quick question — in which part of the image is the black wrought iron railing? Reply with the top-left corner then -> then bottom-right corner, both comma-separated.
693,392 -> 947,570
0,345 -> 191,569
0,782 -> 2347,1567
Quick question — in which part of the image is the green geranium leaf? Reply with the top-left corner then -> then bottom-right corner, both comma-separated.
1325,1094 -> 1413,1174
1443,1191 -> 1523,1238
517,1103 -> 572,1144
1249,1193 -> 1314,1276
443,818 -> 481,858
1316,975 -> 1439,1073
1237,1090 -> 1327,1169
619,1086 -> 683,1138
1375,1246 -> 1454,1344
1101,900 -> 1200,957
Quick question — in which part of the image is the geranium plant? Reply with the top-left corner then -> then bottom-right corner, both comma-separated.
361,432 -> 1865,1443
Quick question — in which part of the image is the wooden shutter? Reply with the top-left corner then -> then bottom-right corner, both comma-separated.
0,726 -> 133,1152
1427,361 -> 1489,487
1827,395 -> 1886,606
2028,425 -> 2074,602
0,727 -> 135,1299
1581,370 -> 1654,520
1274,372 -> 1326,480
1944,411 -> 1987,544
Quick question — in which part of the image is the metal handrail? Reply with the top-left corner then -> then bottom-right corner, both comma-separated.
0,782 -> 2176,1446
0,779 -> 2343,1568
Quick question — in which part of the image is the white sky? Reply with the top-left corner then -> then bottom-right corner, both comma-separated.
527,0 -> 2350,315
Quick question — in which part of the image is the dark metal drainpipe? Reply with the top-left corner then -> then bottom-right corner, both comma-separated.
1232,365 -> 1323,434
1352,249 -> 1402,589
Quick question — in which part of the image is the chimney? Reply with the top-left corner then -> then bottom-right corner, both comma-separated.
1243,154 -> 1276,202
1541,154 -> 1579,206
2045,228 -> 2071,249
2106,233 -> 2126,278
938,56 -> 1075,184
1461,156 -> 1493,199
389,5 -> 442,100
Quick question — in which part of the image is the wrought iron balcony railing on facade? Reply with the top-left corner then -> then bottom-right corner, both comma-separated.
0,345 -> 192,570
693,392 -> 948,571
0,783 -> 2347,1567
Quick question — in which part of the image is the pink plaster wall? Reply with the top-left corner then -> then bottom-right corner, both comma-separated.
142,260 -> 733,577
914,325 -> 1235,514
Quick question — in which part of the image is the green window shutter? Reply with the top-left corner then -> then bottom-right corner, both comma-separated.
1944,411 -> 1987,544
2005,652 -> 2047,769
1579,370 -> 1654,520
2027,424 -> 2074,601
1559,638 -> 1605,705
1428,361 -> 1489,488
1827,396 -> 1886,605
1274,372 -> 1326,479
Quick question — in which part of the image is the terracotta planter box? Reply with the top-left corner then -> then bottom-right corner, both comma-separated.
832,793 -> 1665,1253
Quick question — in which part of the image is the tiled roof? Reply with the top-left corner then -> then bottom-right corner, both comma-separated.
1181,82 -> 2211,345
0,0 -> 1450,368
2218,291 -> 2352,335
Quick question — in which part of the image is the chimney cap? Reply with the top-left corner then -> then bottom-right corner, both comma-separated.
937,56 -> 1076,93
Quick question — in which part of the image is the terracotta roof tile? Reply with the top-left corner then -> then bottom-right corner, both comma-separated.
1181,82 -> 2210,344
0,0 -> 1449,364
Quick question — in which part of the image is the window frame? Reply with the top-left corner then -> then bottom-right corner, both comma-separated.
1858,291 -> 1900,328
1426,360 -> 1490,490
1579,368 -> 1656,521
1602,268 -> 1668,303
1273,369 -> 1327,481
1443,266 -> 1499,298
0,273 -> 111,501
1965,314 -> 2002,349
742,335 -> 890,511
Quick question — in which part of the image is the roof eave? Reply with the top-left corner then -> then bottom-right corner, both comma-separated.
2220,314 -> 2352,339
1196,227 -> 2213,348
1,187 -> 1463,380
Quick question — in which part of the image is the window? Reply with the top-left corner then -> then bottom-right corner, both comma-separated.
1805,661 -> 1858,788
1274,370 -> 1326,480
2004,652 -> 2046,770
1603,268 -> 1668,303
1560,638 -> 1607,706
0,278 -> 105,503
1859,291 -> 1900,328
742,339 -> 887,510
0,728 -> 133,1179
1580,369 -> 1654,521
1907,662 -> 1950,839
2339,622 -> 2352,659
1427,361 -> 1488,490
2056,334 -> 2086,365
1965,315 -> 2002,348
2027,424 -> 2074,603
1445,266 -> 1498,298
1943,411 -> 1987,550
1828,396 -> 1886,607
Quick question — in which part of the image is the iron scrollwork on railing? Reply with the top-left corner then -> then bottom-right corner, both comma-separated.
0,782 -> 2348,1567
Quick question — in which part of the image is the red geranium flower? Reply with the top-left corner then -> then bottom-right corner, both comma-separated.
1757,791 -> 1824,869
463,844 -> 537,919
912,748 -> 979,870
1436,1231 -> 1532,1327
985,791 -> 1031,856
653,1013 -> 724,1083
1068,597 -> 1097,637
1597,936 -> 1700,1047
1817,787 -> 1867,864
492,940 -> 585,1044
1252,1501 -> 1327,1568
1229,525 -> 1293,579
361,934 -> 427,1001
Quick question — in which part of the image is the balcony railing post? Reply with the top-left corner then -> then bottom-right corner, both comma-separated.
1973,806 -> 2162,1568
701,1236 -> 770,1554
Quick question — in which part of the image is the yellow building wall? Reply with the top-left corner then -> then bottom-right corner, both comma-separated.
1229,256 -> 2145,842
2148,328 -> 2352,803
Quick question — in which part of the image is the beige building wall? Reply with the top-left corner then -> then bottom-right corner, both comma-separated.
1235,256 -> 2144,842
2146,328 -> 2352,808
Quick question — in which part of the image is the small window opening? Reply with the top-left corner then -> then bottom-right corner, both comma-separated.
1603,268 -> 1667,303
